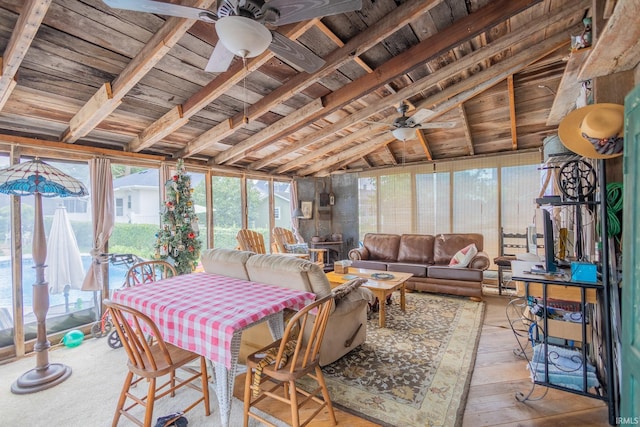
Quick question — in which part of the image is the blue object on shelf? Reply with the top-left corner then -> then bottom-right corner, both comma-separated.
571,262 -> 597,283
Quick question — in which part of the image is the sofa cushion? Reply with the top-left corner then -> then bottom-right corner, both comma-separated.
363,233 -> 401,261
397,234 -> 435,264
433,233 -> 484,265
245,254 -> 332,298
284,243 -> 309,254
387,263 -> 427,277
449,243 -> 478,268
428,265 -> 483,282
200,248 -> 253,280
350,259 -> 389,271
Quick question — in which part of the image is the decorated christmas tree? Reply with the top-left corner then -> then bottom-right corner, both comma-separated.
154,159 -> 201,275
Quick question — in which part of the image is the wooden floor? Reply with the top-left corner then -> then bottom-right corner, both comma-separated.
234,293 -> 611,426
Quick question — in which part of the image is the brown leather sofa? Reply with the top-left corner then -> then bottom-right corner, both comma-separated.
348,233 -> 490,299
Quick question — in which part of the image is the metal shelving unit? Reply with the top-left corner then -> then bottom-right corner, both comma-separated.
508,159 -> 617,425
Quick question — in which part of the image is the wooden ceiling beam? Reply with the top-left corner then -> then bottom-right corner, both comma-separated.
507,75 -> 518,150
314,20 -> 397,95
0,0 -> 52,110
213,98 -> 324,165
578,0 -> 640,80
416,130 -> 433,161
298,133 -> 396,176
311,30 -> 574,176
185,0 -> 443,159
458,104 -> 474,155
266,123 -> 386,173
60,0 -> 217,144
384,145 -> 399,165
266,2 -> 583,173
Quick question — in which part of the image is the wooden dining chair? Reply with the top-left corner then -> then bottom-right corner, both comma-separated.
243,294 -> 337,427
104,300 -> 211,427
272,226 -> 325,265
236,229 -> 267,254
124,260 -> 177,287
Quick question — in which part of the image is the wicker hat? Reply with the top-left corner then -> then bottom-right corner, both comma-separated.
558,103 -> 624,159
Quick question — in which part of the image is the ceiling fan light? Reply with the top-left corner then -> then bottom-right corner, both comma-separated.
216,16 -> 272,58
392,127 -> 417,141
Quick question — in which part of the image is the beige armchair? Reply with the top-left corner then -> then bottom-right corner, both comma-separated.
271,227 -> 325,265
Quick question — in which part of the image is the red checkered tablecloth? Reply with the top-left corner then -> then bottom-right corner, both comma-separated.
111,272 -> 315,368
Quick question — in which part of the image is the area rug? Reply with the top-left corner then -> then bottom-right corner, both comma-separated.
311,292 -> 485,427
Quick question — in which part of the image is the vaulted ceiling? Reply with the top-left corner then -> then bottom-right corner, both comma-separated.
0,0 -> 637,176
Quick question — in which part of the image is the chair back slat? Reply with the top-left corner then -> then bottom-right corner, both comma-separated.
275,295 -> 334,372
125,260 -> 177,287
272,227 -> 296,253
105,300 -> 173,372
236,229 -> 267,254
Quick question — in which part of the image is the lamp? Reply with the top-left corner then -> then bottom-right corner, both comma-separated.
392,127 -> 417,141
215,16 -> 272,58
0,158 -> 88,394
292,207 -> 304,218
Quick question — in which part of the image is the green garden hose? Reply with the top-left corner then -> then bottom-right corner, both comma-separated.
606,182 -> 623,237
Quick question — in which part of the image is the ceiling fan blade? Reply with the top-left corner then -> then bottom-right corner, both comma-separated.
405,108 -> 435,126
417,121 -> 458,129
269,32 -> 325,73
205,43 -> 235,73
102,0 -> 217,22
265,0 -> 363,26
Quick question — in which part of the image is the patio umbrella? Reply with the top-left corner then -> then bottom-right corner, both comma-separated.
45,205 -> 85,310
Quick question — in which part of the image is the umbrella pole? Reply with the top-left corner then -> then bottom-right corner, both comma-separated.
11,193 -> 72,394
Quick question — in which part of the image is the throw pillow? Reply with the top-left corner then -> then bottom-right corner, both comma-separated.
332,278 -> 368,303
449,243 -> 478,268
284,243 -> 309,254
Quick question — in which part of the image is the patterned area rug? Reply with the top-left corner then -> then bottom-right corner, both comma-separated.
315,292 -> 484,427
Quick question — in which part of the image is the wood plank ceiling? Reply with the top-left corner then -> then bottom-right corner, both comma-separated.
0,0 -> 628,176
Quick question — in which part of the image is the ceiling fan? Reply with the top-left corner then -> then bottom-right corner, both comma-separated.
367,102 -> 457,141
103,0 -> 363,73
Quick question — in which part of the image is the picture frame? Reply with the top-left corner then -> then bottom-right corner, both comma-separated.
300,201 -> 313,219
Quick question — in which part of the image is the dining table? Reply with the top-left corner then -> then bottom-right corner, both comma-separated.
111,271 -> 316,427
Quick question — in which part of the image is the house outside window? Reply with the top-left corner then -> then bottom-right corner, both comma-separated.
274,206 -> 281,220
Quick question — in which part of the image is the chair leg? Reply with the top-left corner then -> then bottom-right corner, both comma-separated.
315,366 -> 337,426
289,379 -> 300,427
113,371 -> 134,427
143,378 -> 156,427
243,366 -> 253,427
200,357 -> 211,416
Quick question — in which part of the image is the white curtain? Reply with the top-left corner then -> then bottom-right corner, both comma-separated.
81,158 -> 114,292
291,179 -> 303,243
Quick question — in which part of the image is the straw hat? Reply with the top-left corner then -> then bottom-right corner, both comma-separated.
558,103 -> 624,159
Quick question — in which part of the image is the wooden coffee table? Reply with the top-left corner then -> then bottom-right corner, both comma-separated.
325,268 -> 413,328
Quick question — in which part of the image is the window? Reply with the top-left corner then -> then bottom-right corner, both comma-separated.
212,176 -> 242,249
357,152 -> 541,262
247,179 -> 270,248
110,164 -> 160,261
274,206 -> 281,220
115,198 -> 124,216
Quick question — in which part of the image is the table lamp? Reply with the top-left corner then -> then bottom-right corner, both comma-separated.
0,158 -> 88,394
